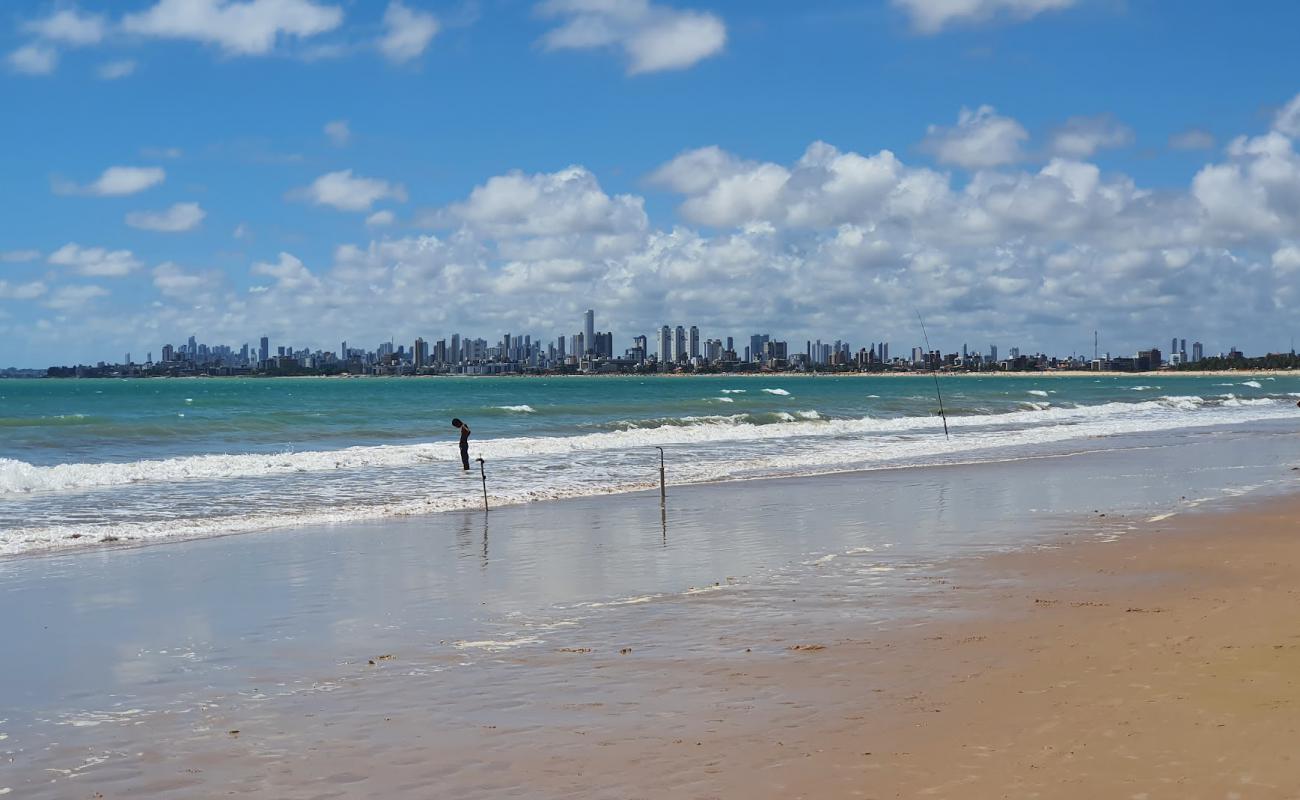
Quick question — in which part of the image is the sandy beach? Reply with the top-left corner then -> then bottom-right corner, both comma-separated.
3,427 -> 1299,798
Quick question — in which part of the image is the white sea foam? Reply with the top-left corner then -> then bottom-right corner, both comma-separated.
1027,390 -> 1049,397
1128,386 -> 1157,391
720,389 -> 746,394
716,396 -> 734,403
452,636 -> 541,652
1241,380 -> 1263,388
496,404 -> 536,413
761,388 -> 790,395
795,410 -> 821,419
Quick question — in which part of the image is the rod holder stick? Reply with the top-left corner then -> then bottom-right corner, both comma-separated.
477,457 -> 488,512
655,446 -> 666,504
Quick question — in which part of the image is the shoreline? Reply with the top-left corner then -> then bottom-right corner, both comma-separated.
8,411 -> 1298,561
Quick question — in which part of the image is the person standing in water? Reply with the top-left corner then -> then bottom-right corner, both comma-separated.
452,418 -> 471,471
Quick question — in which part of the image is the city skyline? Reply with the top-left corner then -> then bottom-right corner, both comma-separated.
31,304 -> 1283,377
3,2 -> 1300,367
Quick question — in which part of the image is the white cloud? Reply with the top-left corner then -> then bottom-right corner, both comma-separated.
1273,245 -> 1300,275
126,202 -> 207,232
142,146 -> 184,159
0,280 -> 48,300
538,0 -> 726,75
446,166 -> 647,237
893,0 -> 1078,34
366,210 -> 396,227
251,252 -> 320,289
1048,114 -> 1134,158
7,44 -> 58,75
294,169 -> 407,212
379,1 -> 440,63
324,119 -> 352,146
44,285 -> 110,310
1273,92 -> 1300,137
0,250 -> 43,263
1192,132 -> 1300,237
233,223 -> 250,239
48,244 -> 143,277
920,105 -> 1027,169
24,8 -> 107,45
56,166 -> 166,197
1169,128 -> 1215,151
98,60 -> 138,80
152,262 -> 216,297
121,0 -> 344,56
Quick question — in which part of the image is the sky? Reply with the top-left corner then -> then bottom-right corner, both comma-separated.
1,0 -> 1299,368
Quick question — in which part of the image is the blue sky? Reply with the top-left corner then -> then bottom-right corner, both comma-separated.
2,0 -> 1299,367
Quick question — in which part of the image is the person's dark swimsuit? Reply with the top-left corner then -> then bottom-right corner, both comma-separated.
459,425 -> 471,470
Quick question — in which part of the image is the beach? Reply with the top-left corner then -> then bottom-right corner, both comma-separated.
3,416 -> 1300,797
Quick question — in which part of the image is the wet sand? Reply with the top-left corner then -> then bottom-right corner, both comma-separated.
4,434 -> 1300,798
137,493 -> 1300,800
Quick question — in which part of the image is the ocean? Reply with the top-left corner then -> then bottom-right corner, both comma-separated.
2,372 -> 1299,556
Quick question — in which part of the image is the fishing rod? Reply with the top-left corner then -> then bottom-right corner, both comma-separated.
915,310 -> 950,440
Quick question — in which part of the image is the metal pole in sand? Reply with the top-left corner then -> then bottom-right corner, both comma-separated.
655,446 -> 666,504
655,446 -> 667,545
477,457 -> 488,512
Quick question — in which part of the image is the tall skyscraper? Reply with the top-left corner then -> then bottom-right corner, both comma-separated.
413,337 -> 428,367
674,326 -> 686,363
688,326 -> 700,359
450,334 -> 461,364
1192,341 -> 1203,362
259,336 -> 269,363
584,309 -> 595,355
658,326 -> 671,364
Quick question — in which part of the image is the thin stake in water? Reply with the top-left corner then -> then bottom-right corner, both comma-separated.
655,446 -> 666,504
915,310 -> 951,440
477,457 -> 488,512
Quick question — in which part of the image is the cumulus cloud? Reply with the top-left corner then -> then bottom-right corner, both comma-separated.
366,210 -> 396,227
919,105 -> 1028,169
44,285 -> 110,310
126,202 -> 207,232
324,119 -> 351,146
1273,245 -> 1300,275
893,0 -> 1078,34
1273,92 -> 1300,137
293,169 -> 407,212
378,1 -> 439,63
98,60 -> 138,80
48,244 -> 143,277
7,44 -> 59,75
1048,114 -> 1135,158
444,166 -> 648,237
24,8 -> 108,45
121,0 -> 344,56
0,280 -> 49,300
152,262 -> 217,297
1169,128 -> 1216,151
538,0 -> 726,75
55,166 -> 166,197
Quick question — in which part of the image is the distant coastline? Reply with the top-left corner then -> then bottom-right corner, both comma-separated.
7,367 -> 1299,380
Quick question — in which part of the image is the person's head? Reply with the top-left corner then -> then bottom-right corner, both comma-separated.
452,418 -> 463,428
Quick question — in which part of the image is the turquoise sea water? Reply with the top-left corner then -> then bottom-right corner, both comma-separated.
2,373 -> 1299,554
